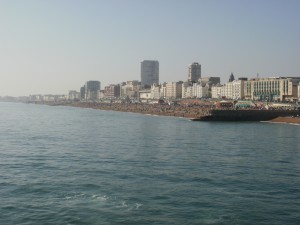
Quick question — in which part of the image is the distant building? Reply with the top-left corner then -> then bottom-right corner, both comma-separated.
104,84 -> 120,99
188,62 -> 201,83
80,86 -> 85,100
193,82 -> 209,98
68,90 -> 80,100
141,60 -> 159,88
151,84 -> 161,99
120,80 -> 141,99
160,83 -> 167,98
199,77 -> 220,86
220,82 -> 233,99
244,77 -> 300,101
139,90 -> 152,100
229,73 -> 235,82
182,81 -> 193,99
85,80 -> 101,100
232,79 -> 246,100
166,81 -> 183,99
211,84 -> 223,99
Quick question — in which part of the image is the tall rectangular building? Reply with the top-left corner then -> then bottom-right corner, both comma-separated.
188,62 -> 201,83
141,60 -> 159,88
85,80 -> 101,100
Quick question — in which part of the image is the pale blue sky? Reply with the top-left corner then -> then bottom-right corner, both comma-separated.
1,0 -> 299,96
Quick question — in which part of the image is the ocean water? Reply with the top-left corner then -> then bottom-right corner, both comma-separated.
0,102 -> 299,225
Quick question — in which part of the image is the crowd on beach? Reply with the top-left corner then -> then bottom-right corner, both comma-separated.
41,98 -> 300,121
68,100 -> 213,119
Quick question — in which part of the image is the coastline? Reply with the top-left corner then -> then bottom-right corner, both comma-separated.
51,101 -> 212,119
38,101 -> 300,124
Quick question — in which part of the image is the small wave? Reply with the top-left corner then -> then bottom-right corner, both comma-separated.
135,203 -> 142,210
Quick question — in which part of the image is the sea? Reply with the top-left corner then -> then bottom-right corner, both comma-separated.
0,102 -> 299,225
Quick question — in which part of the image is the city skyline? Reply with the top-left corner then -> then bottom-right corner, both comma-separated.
1,0 -> 300,96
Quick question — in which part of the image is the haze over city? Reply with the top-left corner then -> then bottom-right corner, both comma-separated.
1,0 -> 300,96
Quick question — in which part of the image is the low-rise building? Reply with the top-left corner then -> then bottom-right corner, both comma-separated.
139,90 -> 152,100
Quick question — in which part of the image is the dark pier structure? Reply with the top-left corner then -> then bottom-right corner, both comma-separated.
192,109 -> 300,122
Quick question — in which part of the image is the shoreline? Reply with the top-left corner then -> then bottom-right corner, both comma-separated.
33,101 -> 300,124
55,101 -> 212,119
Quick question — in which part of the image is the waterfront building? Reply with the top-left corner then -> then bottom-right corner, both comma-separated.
80,86 -> 85,100
220,82 -> 233,99
104,84 -> 120,99
43,95 -> 67,102
120,80 -> 141,99
166,81 -> 183,99
141,60 -> 159,88
139,90 -> 152,100
244,77 -> 300,101
188,62 -> 201,83
98,90 -> 105,99
151,84 -> 161,99
211,84 -> 223,99
182,81 -> 193,99
193,82 -> 209,98
160,83 -> 167,98
85,80 -> 101,101
29,95 -> 43,102
198,77 -> 221,97
68,90 -> 80,100
232,79 -> 246,100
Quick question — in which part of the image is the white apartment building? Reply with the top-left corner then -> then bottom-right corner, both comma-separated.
232,80 -> 245,100
193,82 -> 209,98
166,82 -> 183,99
220,82 -> 233,99
160,83 -> 167,98
211,84 -> 223,99
182,82 -> 193,98
151,84 -> 161,99
120,80 -> 141,99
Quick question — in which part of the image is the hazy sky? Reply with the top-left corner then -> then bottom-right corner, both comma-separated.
1,0 -> 300,96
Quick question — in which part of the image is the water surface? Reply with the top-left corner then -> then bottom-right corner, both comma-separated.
0,102 -> 299,224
